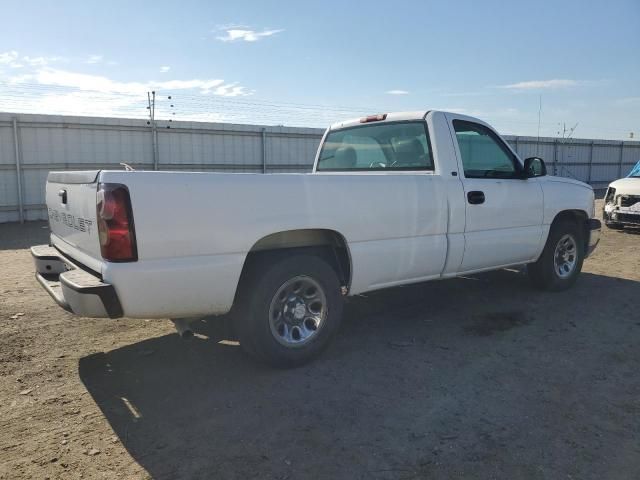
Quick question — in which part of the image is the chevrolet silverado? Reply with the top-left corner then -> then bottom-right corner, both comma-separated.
32,111 -> 601,366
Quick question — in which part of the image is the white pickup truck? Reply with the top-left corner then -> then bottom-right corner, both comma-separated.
32,110 -> 601,366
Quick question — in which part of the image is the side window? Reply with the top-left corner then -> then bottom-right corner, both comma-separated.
453,120 -> 519,179
316,121 -> 433,172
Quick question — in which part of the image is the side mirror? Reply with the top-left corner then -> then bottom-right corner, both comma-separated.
523,157 -> 547,178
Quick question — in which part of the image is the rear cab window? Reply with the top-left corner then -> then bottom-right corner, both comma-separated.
316,121 -> 434,172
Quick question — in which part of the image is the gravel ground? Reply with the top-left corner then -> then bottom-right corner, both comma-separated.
1,199 -> 639,480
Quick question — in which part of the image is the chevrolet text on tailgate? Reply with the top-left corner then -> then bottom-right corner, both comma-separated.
32,111 -> 601,367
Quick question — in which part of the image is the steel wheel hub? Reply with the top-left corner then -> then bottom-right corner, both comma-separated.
554,234 -> 577,278
269,276 -> 327,347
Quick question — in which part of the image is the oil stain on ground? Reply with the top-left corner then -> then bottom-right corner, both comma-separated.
464,310 -> 531,336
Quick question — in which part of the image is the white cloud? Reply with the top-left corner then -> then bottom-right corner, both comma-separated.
1,69 -> 252,119
0,51 -> 65,70
86,54 -> 103,64
385,89 -> 409,95
216,27 -> 283,42
23,56 -> 53,66
14,68 -> 248,97
32,69 -> 148,94
0,50 -> 19,65
498,79 -> 580,90
6,73 -> 33,84
6,67 -> 251,99
0,51 -> 252,119
160,66 -> 171,73
10,90 -> 144,118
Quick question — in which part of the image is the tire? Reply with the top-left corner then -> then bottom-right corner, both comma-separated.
235,253 -> 344,368
527,220 -> 585,291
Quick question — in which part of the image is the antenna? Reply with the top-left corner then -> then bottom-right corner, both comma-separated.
536,95 -> 542,155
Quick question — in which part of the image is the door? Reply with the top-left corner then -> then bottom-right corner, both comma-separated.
448,117 -> 543,272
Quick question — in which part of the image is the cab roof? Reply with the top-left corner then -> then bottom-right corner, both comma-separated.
328,111 -> 432,131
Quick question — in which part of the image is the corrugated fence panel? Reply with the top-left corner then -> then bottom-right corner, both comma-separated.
558,142 -> 591,165
623,144 -> 640,166
0,125 -> 15,167
0,123 -> 18,223
593,143 -> 621,164
506,137 -> 556,163
1,112 -> 639,223
591,164 -> 622,183
561,164 -> 589,183
0,170 -> 18,208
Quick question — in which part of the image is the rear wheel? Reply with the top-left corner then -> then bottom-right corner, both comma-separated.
527,220 -> 584,291
236,254 -> 344,367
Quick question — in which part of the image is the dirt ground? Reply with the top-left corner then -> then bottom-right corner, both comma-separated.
1,199 -> 639,480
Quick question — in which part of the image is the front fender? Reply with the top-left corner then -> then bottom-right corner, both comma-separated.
540,176 -> 595,224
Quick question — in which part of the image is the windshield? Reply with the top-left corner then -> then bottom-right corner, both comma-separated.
316,121 -> 433,172
628,160 -> 640,178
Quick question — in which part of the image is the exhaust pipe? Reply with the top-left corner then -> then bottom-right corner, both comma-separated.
171,318 -> 194,340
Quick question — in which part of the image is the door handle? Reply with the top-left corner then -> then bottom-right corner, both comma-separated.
467,191 -> 485,205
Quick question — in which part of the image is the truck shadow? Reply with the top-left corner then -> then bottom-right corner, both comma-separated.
79,270 -> 640,479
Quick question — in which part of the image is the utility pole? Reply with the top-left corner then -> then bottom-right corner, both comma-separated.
536,95 -> 542,156
147,91 -> 159,170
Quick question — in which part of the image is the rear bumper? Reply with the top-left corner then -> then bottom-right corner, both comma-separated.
586,218 -> 601,257
31,245 -> 123,318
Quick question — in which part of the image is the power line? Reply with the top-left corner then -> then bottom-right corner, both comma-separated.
0,81 -> 636,139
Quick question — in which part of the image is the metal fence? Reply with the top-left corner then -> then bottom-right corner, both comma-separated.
1,112 -> 639,223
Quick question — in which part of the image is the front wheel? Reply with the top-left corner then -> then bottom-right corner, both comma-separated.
235,254 -> 344,367
527,220 -> 585,291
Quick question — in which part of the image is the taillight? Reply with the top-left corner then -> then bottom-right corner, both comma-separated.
96,183 -> 137,262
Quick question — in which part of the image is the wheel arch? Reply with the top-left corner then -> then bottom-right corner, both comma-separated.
233,229 -> 353,306
550,209 -> 590,254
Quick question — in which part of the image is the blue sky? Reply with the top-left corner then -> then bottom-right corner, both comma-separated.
1,0 -> 638,139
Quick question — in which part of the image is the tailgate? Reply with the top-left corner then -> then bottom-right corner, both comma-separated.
46,171 -> 103,269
